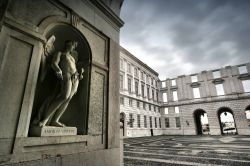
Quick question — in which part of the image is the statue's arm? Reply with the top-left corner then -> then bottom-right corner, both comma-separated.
51,52 -> 63,79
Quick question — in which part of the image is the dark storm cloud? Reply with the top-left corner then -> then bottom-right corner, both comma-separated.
120,0 -> 250,79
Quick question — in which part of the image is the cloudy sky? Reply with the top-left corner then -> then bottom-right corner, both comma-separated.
120,0 -> 250,80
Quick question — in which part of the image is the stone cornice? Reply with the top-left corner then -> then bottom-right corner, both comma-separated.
120,46 -> 159,77
90,0 -> 124,28
161,93 -> 250,107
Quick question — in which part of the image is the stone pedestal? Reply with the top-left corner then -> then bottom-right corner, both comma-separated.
30,126 -> 77,137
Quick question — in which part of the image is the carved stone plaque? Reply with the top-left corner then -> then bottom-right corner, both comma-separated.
30,126 -> 77,137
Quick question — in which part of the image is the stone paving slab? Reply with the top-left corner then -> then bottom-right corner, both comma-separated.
124,135 -> 250,166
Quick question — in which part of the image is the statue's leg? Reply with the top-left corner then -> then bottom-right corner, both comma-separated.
50,99 -> 70,127
34,82 -> 59,126
50,79 -> 79,127
39,78 -> 72,127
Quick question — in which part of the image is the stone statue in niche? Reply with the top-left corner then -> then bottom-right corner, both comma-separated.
32,36 -> 84,128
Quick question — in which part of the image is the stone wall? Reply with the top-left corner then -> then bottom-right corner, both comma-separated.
0,0 -> 123,165
160,63 -> 250,135
162,99 -> 250,135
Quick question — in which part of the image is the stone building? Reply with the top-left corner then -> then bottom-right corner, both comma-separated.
160,63 -> 250,135
120,47 -> 250,137
119,47 -> 162,137
0,0 -> 123,165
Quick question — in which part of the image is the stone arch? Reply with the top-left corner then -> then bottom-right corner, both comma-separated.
193,109 -> 210,135
217,107 -> 237,135
120,112 -> 126,137
244,105 -> 250,127
29,20 -> 92,135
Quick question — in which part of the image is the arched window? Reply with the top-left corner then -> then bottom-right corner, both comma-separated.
245,106 -> 250,127
218,108 -> 237,135
194,109 -> 210,135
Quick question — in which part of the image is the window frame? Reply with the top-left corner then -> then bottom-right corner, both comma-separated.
193,87 -> 201,98
215,84 -> 225,96
175,117 -> 181,128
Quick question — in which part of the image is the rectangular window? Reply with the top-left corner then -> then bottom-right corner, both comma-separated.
127,63 -> 131,73
164,108 -> 169,114
134,68 -> 138,77
144,116 -> 147,128
128,78 -> 132,94
193,87 -> 201,98
141,71 -> 144,80
173,91 -> 178,101
163,92 -> 168,102
151,78 -> 154,86
137,101 -> 140,108
146,75 -> 149,84
120,58 -> 123,69
120,75 -> 123,90
141,83 -> 145,97
149,117 -> 152,128
162,81 -> 166,88
213,70 -> 221,79
147,86 -> 150,99
171,79 -> 176,86
135,81 -> 139,96
165,118 -> 170,128
120,97 -> 124,105
239,65 -> 247,74
154,106 -> 156,112
191,75 -> 198,82
137,114 -> 140,128
129,99 -> 133,107
155,117 -> 157,128
156,91 -> 159,102
242,80 -> 250,92
129,114 -> 133,128
175,117 -> 181,128
149,105 -> 151,111
159,118 -> 161,128
143,102 -> 146,109
152,89 -> 155,100
215,84 -> 225,96
175,107 -> 179,114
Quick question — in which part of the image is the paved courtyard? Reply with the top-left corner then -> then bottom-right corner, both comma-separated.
123,135 -> 250,166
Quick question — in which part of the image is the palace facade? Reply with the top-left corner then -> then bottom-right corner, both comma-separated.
120,47 -> 250,137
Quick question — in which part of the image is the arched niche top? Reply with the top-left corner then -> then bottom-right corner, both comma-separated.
193,109 -> 207,115
245,105 -> 250,110
217,107 -> 234,115
45,23 -> 92,62
38,15 -> 70,35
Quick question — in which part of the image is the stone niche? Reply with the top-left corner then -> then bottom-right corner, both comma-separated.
0,0 -> 122,165
29,24 -> 91,136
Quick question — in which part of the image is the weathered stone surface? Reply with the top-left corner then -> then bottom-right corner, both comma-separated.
0,0 -> 123,165
30,126 -> 77,137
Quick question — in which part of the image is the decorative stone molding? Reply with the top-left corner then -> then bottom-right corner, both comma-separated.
190,82 -> 201,88
212,78 -> 225,84
238,73 -> 250,80
71,13 -> 80,27
170,86 -> 178,90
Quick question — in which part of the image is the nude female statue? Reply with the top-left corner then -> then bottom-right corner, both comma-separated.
33,39 -> 84,127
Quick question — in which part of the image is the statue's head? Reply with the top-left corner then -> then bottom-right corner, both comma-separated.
65,40 -> 78,51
